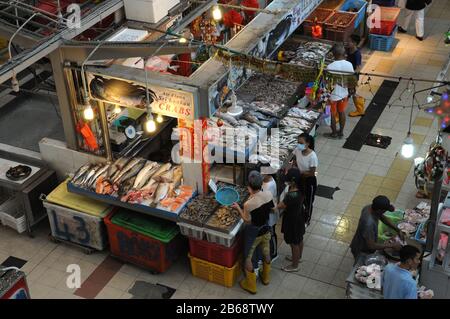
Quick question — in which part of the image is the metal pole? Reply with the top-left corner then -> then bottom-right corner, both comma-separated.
97,100 -> 113,162
426,173 -> 444,252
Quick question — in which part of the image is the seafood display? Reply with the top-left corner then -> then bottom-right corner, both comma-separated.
179,193 -> 219,225
70,157 -> 193,213
288,42 -> 333,68
178,182 -> 248,226
281,115 -> 314,131
398,222 -> 417,234
286,107 -> 321,122
206,206 -> 241,233
236,73 -> 300,107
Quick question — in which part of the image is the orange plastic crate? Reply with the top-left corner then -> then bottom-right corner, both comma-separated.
189,254 -> 241,288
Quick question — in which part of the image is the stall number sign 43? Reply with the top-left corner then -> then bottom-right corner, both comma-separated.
51,211 -> 91,245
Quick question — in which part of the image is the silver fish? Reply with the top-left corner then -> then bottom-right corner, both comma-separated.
72,164 -> 92,184
87,164 -> 110,189
133,162 -> 160,189
109,157 -> 132,181
116,159 -> 147,185
149,182 -> 170,207
112,158 -> 142,184
145,163 -> 172,185
78,165 -> 100,187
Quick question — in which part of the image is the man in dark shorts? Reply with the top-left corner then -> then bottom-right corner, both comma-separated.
350,196 -> 406,263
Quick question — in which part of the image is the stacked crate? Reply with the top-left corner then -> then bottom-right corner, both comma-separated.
178,208 -> 243,288
368,6 -> 401,51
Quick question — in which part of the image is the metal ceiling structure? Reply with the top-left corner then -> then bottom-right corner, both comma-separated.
0,0 -> 125,84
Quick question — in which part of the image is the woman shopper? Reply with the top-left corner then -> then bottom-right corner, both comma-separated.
232,171 -> 274,294
293,133 -> 318,225
277,168 -> 306,272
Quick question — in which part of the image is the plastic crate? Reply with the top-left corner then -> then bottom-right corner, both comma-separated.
324,12 -> 357,42
178,221 -> 205,240
0,197 -> 26,234
204,219 -> 243,247
369,25 -> 397,51
43,200 -> 110,251
339,0 -> 368,29
371,0 -> 396,6
378,210 -> 404,242
369,7 -> 401,35
302,8 -> 334,37
188,254 -> 241,288
104,209 -> 182,273
189,234 -> 243,267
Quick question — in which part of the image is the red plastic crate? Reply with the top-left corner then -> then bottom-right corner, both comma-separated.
104,210 -> 182,273
369,7 -> 401,35
188,235 -> 243,268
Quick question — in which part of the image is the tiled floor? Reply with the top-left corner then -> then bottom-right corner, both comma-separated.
1,2 -> 450,299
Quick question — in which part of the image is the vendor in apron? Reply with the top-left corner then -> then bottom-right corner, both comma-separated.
232,171 -> 274,294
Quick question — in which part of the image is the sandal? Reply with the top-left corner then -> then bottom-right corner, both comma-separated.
324,132 -> 339,139
285,256 -> 303,263
282,264 -> 300,272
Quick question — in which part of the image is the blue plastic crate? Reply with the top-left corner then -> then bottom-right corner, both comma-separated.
339,0 -> 368,29
372,0 -> 396,6
369,25 -> 397,51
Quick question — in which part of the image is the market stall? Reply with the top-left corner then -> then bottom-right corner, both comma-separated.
36,0 -> 328,277
346,202 -> 432,299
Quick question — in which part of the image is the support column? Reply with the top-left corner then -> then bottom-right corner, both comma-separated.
48,48 -> 78,150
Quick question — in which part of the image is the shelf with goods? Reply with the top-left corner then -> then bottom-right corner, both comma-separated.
0,155 -> 58,236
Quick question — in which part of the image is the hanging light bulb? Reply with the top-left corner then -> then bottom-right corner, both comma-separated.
113,105 -> 121,114
212,5 -> 222,21
156,114 -> 164,123
179,37 -> 187,43
145,114 -> 156,133
401,134 -> 414,159
426,95 -> 434,104
83,104 -> 94,121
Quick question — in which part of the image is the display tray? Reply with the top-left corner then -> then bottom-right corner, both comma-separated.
67,182 -> 194,222
204,207 -> 242,235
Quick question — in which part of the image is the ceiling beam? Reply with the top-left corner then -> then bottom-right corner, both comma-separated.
60,40 -> 201,62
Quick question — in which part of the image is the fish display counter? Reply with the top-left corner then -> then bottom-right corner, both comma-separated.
67,157 -> 195,222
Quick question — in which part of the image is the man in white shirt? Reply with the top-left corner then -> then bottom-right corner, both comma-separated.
325,43 -> 355,139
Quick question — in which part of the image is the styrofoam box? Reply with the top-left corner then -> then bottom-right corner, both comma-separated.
204,219 -> 244,248
123,0 -> 180,24
0,197 -> 26,234
177,221 -> 205,240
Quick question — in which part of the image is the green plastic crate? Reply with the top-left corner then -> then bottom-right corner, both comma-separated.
378,210 -> 404,243
111,209 -> 179,243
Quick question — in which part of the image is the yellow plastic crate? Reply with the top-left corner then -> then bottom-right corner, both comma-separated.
188,253 -> 241,288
